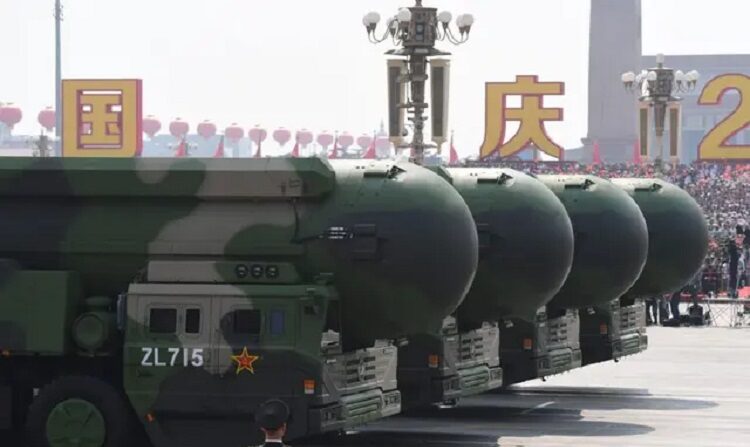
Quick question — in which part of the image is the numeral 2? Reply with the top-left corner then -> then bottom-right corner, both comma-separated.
698,74 -> 750,160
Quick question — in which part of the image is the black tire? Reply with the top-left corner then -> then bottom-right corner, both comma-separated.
25,376 -> 133,447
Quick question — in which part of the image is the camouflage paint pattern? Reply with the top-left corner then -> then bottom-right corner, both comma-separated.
0,157 -> 478,349
612,178 -> 709,298
538,175 -> 649,310
444,168 -> 575,325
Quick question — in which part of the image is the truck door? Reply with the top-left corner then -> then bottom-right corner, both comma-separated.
211,296 -> 263,375
209,291 -> 304,411
124,288 -> 213,418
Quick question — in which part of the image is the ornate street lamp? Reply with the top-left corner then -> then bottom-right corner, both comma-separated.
362,1 -> 473,165
622,54 -> 700,167
54,0 -> 64,156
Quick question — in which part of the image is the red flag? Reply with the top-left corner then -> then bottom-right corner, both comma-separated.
253,140 -> 262,158
449,138 -> 459,166
213,136 -> 225,158
592,140 -> 602,165
289,141 -> 300,158
633,139 -> 642,164
362,135 -> 376,159
330,135 -> 339,159
175,138 -> 187,157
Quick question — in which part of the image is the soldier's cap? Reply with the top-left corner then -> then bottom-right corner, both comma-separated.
255,399 -> 290,431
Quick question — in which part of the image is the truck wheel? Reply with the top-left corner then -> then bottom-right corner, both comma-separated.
25,376 -> 133,447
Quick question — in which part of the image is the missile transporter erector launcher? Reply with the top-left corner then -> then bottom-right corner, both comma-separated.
502,175 -> 649,386
578,178 -> 709,366
0,157 -> 479,447
398,168 -> 574,407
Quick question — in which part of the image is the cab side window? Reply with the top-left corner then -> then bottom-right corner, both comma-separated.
185,308 -> 201,334
149,308 -> 177,334
269,310 -> 285,336
233,309 -> 262,335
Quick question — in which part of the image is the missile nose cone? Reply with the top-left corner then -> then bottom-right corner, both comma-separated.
539,175 -> 649,310
447,168 -> 574,325
326,161 -> 479,348
613,178 -> 709,298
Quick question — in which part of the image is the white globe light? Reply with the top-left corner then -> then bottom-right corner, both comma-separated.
675,70 -> 686,82
365,11 -> 381,25
688,70 -> 701,81
621,72 -> 636,83
647,71 -> 658,81
438,11 -> 453,24
461,13 -> 475,27
656,53 -> 666,64
397,8 -> 412,23
456,14 -> 466,28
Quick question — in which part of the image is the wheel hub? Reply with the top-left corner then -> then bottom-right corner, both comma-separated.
46,398 -> 106,447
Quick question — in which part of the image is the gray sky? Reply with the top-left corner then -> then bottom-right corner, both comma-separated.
1,0 -> 749,156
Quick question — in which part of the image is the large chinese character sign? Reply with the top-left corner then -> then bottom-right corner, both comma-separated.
480,75 -> 565,160
62,79 -> 143,157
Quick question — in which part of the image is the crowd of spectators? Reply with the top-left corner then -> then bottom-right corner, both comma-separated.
464,159 -> 750,298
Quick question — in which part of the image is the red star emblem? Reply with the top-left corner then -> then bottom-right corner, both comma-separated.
231,347 -> 259,375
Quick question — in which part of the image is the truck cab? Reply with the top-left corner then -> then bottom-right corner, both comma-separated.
124,260 -> 400,446
0,260 -> 400,447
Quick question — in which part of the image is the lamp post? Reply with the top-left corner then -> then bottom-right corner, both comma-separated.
362,1 -> 473,165
54,0 -> 63,156
622,54 -> 699,168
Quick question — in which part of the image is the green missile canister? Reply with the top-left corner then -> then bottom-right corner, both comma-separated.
612,178 -> 709,298
444,168 -> 575,325
0,157 -> 478,349
538,175 -> 649,310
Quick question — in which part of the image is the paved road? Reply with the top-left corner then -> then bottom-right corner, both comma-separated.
305,327 -> 750,447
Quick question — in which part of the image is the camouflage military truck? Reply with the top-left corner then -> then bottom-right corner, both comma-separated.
0,157 -> 479,447
500,175 -> 649,386
577,178 -> 708,366
397,168 -> 574,407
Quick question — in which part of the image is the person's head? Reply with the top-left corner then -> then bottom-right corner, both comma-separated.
262,423 -> 287,440
256,399 -> 290,440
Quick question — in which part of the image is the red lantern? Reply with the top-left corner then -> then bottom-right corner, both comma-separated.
142,115 -> 161,138
297,129 -> 313,146
225,123 -> 244,143
317,132 -> 334,149
0,104 -> 23,129
37,107 -> 56,132
197,120 -> 217,139
248,126 -> 268,145
273,128 -> 292,147
338,132 -> 354,150
357,134 -> 373,149
169,118 -> 189,139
